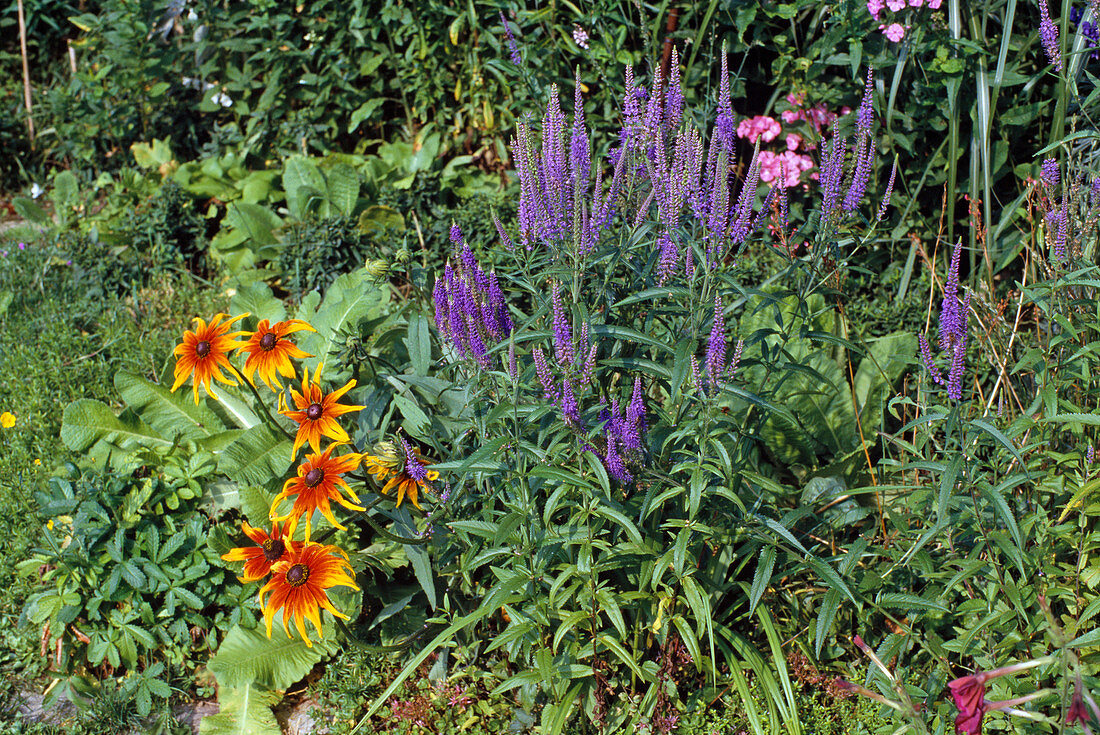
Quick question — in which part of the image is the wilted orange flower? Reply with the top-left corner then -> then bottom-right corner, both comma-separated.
220,518 -> 299,582
258,542 -> 359,647
171,313 -> 250,404
271,446 -> 364,538
279,365 -> 365,458
237,319 -> 315,390
362,439 -> 439,509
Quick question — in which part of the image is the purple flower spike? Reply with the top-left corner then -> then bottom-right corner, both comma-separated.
946,292 -> 971,401
533,346 -> 556,399
1041,158 -> 1059,189
917,333 -> 944,385
939,241 -> 963,350
583,343 -> 597,382
657,233 -> 679,285
500,11 -> 522,66
552,284 -> 574,366
492,211 -> 513,250
459,242 -> 477,279
571,69 -> 590,188
604,434 -> 633,484
450,223 -> 465,247
560,379 -> 583,428
705,294 -> 727,393
665,47 -> 684,131
843,139 -> 875,213
1039,0 -> 1064,72
877,161 -> 897,219
856,67 -> 875,137
402,438 -> 429,482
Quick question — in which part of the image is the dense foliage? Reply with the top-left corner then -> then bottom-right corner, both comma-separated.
4,1 -> 1100,734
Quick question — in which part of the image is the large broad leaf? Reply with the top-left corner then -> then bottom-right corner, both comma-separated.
852,332 -> 915,435
298,268 -> 390,375
114,372 -> 222,442
61,399 -> 171,453
219,425 -> 294,488
230,282 -> 286,325
283,156 -> 326,220
324,163 -> 360,216
207,624 -> 331,690
198,683 -> 281,735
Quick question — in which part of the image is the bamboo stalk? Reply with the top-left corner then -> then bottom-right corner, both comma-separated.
17,0 -> 35,148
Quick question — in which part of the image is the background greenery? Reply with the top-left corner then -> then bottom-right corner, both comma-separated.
2,0 -> 1099,733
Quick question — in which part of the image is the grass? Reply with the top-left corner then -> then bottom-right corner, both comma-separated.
0,229 -> 224,731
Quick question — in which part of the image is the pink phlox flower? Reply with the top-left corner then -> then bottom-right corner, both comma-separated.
928,0 -> 942,6
807,104 -> 838,132
867,0 -> 885,19
759,151 -> 814,188
881,22 -> 906,41
887,0 -> 906,10
736,115 -> 781,144
786,133 -> 802,151
909,0 -> 924,6
781,109 -> 803,124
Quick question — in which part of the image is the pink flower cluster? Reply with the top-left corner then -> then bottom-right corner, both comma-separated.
734,93 -> 851,189
737,115 -> 781,144
867,0 -> 943,42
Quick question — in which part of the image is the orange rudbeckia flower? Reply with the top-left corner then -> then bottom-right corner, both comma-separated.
362,439 -> 439,509
271,446 -> 364,538
220,518 -> 299,582
171,313 -> 250,404
279,365 -> 365,458
237,319 -> 315,391
258,542 -> 359,647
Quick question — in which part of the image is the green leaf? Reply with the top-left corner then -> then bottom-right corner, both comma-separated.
405,540 -> 437,610
60,399 -> 171,454
218,425 -> 293,488
114,372 -> 221,442
198,683 -> 281,735
298,268 -> 389,373
207,624 -> 331,690
325,164 -> 361,216
814,588 -> 842,658
597,634 -> 648,682
283,156 -> 326,220
748,546 -> 776,614
876,593 -> 949,613
406,313 -> 432,377
231,282 -> 286,324
12,196 -> 49,225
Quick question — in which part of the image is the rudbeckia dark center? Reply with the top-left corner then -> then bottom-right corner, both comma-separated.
259,332 -> 277,350
305,468 -> 324,487
306,403 -> 323,420
195,340 -> 211,358
286,563 -> 310,587
262,538 -> 285,562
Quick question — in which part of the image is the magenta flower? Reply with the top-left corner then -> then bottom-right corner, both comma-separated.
882,22 -> 906,42
887,0 -> 906,11
867,0 -> 885,19
947,659 -> 1049,735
